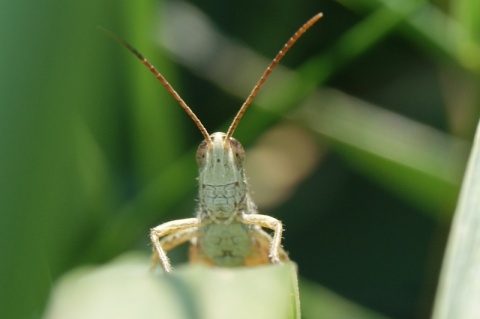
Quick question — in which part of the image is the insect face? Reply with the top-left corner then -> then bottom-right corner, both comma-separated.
197,133 -> 247,223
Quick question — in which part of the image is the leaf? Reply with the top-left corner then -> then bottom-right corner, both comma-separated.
43,254 -> 301,319
432,118 -> 480,318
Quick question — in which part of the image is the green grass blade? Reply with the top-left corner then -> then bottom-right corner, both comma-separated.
290,89 -> 467,218
0,0 -> 119,317
432,119 -> 480,318
339,0 -> 480,73
117,0 -> 186,184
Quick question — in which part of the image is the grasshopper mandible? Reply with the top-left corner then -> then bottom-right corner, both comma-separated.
107,13 -> 323,273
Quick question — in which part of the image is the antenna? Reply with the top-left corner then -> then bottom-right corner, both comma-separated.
101,28 -> 212,144
225,12 -> 323,140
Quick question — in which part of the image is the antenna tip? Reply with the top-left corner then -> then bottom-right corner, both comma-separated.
313,12 -> 324,21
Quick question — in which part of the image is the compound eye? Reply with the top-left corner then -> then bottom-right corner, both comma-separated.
229,137 -> 245,165
196,140 -> 209,167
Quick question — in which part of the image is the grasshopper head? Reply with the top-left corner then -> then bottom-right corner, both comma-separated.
196,132 -> 247,221
196,132 -> 245,185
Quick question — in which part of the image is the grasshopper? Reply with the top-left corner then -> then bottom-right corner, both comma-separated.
107,13 -> 322,273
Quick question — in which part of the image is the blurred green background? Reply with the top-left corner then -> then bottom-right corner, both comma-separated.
1,0 -> 479,318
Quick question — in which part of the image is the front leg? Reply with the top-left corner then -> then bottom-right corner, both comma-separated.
150,218 -> 201,273
239,214 -> 284,264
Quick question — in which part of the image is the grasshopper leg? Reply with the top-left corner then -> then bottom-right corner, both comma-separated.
150,218 -> 201,273
239,214 -> 284,264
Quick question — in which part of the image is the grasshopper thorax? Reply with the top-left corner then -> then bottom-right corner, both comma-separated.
196,132 -> 247,223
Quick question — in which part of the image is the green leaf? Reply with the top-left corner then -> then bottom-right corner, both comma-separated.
432,119 -> 480,318
43,254 -> 301,319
